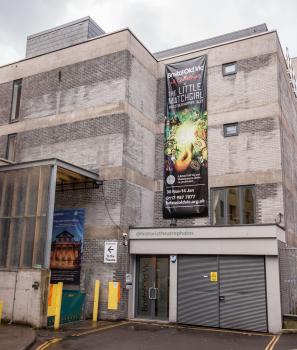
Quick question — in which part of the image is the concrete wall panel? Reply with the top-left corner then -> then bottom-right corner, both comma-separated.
0,269 -> 49,327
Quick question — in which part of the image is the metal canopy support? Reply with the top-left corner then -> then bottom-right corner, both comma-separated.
56,180 -> 102,192
44,165 -> 57,269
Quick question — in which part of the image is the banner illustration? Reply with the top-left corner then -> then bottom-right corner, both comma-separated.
163,56 -> 208,218
50,209 -> 85,284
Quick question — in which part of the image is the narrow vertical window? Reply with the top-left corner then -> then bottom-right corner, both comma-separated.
10,79 -> 22,122
242,187 -> 255,224
6,134 -> 17,161
212,189 -> 225,225
227,187 -> 240,224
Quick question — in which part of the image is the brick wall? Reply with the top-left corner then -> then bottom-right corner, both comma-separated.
256,183 -> 284,224
54,181 -> 129,319
154,51 -> 282,226
20,51 -> 130,120
0,136 -> 7,158
124,117 -> 155,178
26,17 -> 105,58
14,47 -> 157,319
16,114 -> 126,171
278,48 -> 297,246
128,56 -> 157,121
208,117 -> 281,176
0,81 -> 12,126
81,239 -> 129,319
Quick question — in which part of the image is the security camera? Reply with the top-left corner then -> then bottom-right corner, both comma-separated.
122,232 -> 128,246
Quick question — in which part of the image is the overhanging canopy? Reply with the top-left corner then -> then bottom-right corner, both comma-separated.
0,158 -> 102,191
0,158 -> 102,269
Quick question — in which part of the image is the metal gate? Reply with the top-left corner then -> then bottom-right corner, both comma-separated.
48,289 -> 85,326
177,255 -> 267,332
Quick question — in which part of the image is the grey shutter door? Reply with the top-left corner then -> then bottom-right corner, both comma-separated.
219,256 -> 267,332
178,256 -> 219,327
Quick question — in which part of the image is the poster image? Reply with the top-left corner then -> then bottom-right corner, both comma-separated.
50,209 -> 85,284
163,56 -> 208,218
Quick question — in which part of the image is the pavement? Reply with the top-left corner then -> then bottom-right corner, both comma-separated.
0,324 -> 36,350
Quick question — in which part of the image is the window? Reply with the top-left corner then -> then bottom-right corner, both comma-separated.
222,62 -> 237,76
211,186 -> 255,225
224,123 -> 238,137
10,79 -> 22,122
6,134 -> 17,161
0,166 -> 51,268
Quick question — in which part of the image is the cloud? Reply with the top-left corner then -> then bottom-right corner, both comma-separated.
0,0 -> 296,66
0,0 -> 69,65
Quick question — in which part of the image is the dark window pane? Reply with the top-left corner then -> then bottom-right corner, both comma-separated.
7,218 -> 22,267
0,219 -> 10,267
6,134 -> 17,161
227,188 -> 240,224
10,79 -> 22,121
212,189 -> 225,225
21,218 -> 36,268
242,187 -> 255,224
224,123 -> 238,137
35,216 -> 48,267
136,256 -> 154,318
223,62 -> 237,76
155,257 -> 169,319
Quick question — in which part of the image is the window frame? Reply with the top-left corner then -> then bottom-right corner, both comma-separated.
10,79 -> 22,123
6,133 -> 17,161
223,122 -> 239,137
211,185 -> 256,225
222,62 -> 237,76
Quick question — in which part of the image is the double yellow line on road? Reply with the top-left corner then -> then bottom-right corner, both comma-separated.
71,321 -> 129,337
35,321 -> 281,350
264,335 -> 280,350
34,321 -> 129,350
35,337 -> 62,350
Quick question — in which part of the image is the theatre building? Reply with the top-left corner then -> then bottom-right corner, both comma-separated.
0,17 -> 297,333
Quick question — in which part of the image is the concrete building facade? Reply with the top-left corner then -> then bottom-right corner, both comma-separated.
0,18 -> 296,332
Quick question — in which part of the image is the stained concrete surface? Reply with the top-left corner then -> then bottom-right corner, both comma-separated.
35,322 -> 288,350
0,324 -> 36,350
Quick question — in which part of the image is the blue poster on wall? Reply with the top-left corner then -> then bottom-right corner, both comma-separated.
50,209 -> 85,284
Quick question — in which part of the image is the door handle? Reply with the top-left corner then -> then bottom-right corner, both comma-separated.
149,287 -> 157,300
219,296 -> 225,302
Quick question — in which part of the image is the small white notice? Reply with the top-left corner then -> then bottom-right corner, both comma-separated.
104,241 -> 118,263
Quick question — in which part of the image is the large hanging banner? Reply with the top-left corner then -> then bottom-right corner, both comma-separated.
50,209 -> 85,284
163,56 -> 208,218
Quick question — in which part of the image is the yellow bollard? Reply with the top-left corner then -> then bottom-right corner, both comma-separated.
0,300 -> 3,324
54,282 -> 63,330
92,280 -> 100,322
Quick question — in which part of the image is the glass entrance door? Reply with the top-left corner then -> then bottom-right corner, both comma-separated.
136,256 -> 169,320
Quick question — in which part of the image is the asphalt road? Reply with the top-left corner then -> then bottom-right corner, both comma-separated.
40,322 -> 297,350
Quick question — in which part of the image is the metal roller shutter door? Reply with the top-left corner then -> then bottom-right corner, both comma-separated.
177,255 -> 219,327
219,256 -> 267,332
177,255 -> 267,332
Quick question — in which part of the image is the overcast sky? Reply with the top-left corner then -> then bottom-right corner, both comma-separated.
0,0 -> 296,66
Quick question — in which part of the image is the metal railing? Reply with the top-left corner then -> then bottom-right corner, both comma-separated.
279,248 -> 297,315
